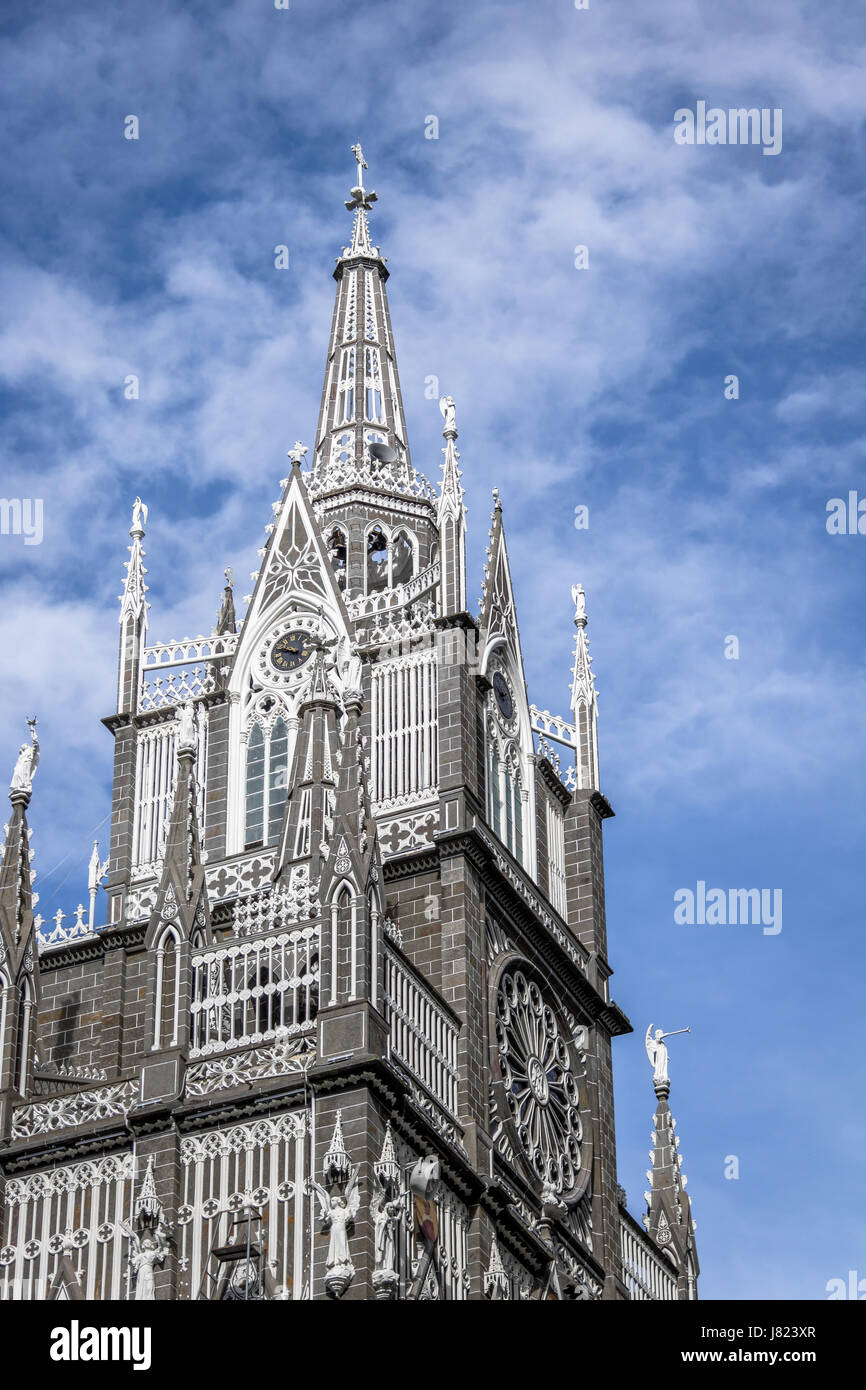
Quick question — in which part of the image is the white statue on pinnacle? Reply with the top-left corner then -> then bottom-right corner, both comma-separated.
10,717 -> 39,795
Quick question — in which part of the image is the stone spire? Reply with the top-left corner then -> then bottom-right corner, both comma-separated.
306,145 -> 435,506
0,726 -> 42,1125
0,791 -> 36,963
272,625 -> 342,890
570,584 -> 599,791
643,1025 -> 700,1298
117,497 -> 149,715
323,1108 -> 351,1187
436,395 -> 467,617
215,566 -> 236,636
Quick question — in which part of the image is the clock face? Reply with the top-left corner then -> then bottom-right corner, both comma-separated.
270,629 -> 314,674
492,671 -> 514,720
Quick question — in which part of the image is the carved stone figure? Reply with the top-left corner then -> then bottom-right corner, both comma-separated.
439,394 -> 457,436
10,717 -> 38,794
309,1167 -> 360,1297
372,1191 -> 404,1275
131,497 -> 148,534
177,701 -> 197,754
645,1024 -> 690,1091
127,1229 -> 166,1300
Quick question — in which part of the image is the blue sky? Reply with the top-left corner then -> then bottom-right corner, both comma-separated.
1,0 -> 864,1299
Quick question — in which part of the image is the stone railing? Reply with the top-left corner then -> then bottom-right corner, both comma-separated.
385,946 -> 459,1118
189,928 -> 319,1058
142,633 -> 238,669
138,664 -> 217,713
347,561 -> 440,619
620,1211 -> 678,1301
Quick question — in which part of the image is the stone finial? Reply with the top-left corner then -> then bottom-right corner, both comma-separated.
323,1109 -> 351,1188
135,1154 -> 163,1229
374,1122 -> 400,1194
484,1234 -> 509,1300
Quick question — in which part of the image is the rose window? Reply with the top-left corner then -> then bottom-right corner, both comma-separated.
494,966 -> 585,1199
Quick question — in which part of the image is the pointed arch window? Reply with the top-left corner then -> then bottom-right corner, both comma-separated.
364,272 -> 377,341
391,529 -> 414,587
245,716 -> 290,849
16,975 -> 34,1093
0,972 -> 9,1085
487,734 -> 524,866
364,347 -> 384,424
337,348 -> 355,425
153,926 -> 181,1050
364,524 -> 417,594
342,269 -> 357,343
327,526 -> 347,590
366,526 -> 389,594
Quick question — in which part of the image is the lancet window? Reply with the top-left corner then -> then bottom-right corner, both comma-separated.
486,725 -> 525,865
337,348 -> 355,424
244,712 -> 290,849
364,347 -> 385,424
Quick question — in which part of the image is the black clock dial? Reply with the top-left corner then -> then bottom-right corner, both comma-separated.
493,671 -> 514,720
271,629 -> 314,673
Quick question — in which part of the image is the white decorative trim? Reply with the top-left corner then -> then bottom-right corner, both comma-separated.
10,1080 -> 138,1139
185,1035 -> 315,1096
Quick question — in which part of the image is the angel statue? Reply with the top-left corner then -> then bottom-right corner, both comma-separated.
645,1024 -> 690,1089
308,1166 -> 361,1297
122,1225 -> 167,1300
10,717 -> 39,795
439,394 -> 457,436
131,497 -> 148,534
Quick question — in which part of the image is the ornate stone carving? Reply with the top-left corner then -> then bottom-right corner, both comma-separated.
185,1034 -> 315,1096
490,959 -> 590,1204
309,1114 -> 360,1299
10,1079 -> 138,1139
371,1124 -> 404,1300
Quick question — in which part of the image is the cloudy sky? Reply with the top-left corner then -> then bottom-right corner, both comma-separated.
1,0 -> 864,1300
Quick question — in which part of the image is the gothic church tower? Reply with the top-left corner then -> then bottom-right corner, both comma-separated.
0,149 -> 697,1303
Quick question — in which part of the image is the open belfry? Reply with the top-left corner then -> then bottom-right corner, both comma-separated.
0,148 -> 698,1301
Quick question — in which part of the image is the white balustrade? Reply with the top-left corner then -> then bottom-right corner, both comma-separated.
620,1214 -> 678,1300
190,929 -> 319,1057
385,947 -> 459,1118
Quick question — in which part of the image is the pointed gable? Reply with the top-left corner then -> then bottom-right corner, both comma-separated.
235,455 -> 356,674
477,490 -> 527,683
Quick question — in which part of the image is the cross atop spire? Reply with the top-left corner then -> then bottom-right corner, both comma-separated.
307,146 -> 436,506
346,142 -> 377,213
342,142 -> 381,261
